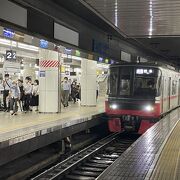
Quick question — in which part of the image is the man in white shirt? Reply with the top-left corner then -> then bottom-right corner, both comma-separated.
9,80 -> 20,115
62,77 -> 71,107
3,74 -> 12,111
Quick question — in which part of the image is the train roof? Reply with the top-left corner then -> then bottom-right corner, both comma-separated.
111,62 -> 159,67
110,62 -> 178,72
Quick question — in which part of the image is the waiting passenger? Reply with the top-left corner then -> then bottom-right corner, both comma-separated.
23,77 -> 32,112
31,80 -> 39,111
71,82 -> 78,103
17,79 -> 24,111
9,81 -> 20,115
62,77 -> 71,107
3,74 -> 12,112
76,84 -> 81,101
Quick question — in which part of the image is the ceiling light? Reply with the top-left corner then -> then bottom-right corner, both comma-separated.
61,54 -> 82,61
72,56 -> 82,61
0,38 -> 17,47
18,42 -> 39,52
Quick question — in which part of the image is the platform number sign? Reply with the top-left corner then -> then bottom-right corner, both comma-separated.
6,50 -> 16,61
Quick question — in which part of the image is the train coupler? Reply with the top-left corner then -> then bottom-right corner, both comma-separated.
121,115 -> 141,132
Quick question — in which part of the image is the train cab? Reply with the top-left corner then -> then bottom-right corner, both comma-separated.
106,63 -> 173,134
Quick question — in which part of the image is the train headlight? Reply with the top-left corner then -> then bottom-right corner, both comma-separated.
110,104 -> 118,110
144,105 -> 154,112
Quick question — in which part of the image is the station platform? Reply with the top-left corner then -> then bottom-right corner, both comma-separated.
97,107 -> 180,180
0,98 -> 105,166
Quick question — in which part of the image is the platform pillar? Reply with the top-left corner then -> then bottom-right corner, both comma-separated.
39,49 -> 60,113
81,58 -> 97,106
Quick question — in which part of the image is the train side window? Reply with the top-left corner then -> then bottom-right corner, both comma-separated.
156,76 -> 162,96
119,68 -> 131,96
172,80 -> 177,95
109,67 -> 119,96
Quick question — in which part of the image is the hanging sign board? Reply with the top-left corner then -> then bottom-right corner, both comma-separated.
39,39 -> 48,49
63,54 -> 72,63
6,50 -> 16,61
39,71 -> 45,77
3,61 -> 20,73
3,28 -> 15,39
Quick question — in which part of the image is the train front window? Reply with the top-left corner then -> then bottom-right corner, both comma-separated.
134,78 -> 157,97
109,67 -> 119,96
119,68 -> 131,96
108,66 -> 161,98
134,68 -> 160,98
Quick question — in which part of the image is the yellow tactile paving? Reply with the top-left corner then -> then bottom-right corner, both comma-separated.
0,99 -> 105,142
150,120 -> 180,180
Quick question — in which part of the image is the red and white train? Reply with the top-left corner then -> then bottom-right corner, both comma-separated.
106,63 -> 180,134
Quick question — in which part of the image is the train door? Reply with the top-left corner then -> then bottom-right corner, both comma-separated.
178,79 -> 180,105
167,77 -> 171,110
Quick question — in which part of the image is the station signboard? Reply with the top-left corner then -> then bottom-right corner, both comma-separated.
98,57 -> 103,63
39,71 -> 45,77
3,28 -> 15,39
6,50 -> 16,61
64,54 -> 72,63
110,59 -> 115,64
75,50 -> 80,56
40,39 -> 48,49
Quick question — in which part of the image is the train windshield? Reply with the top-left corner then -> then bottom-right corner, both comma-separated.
134,67 -> 160,98
108,66 -> 161,98
119,67 -> 132,96
108,67 -> 119,96
109,67 -> 132,97
134,77 -> 158,97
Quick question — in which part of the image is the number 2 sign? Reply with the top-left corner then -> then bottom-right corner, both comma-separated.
6,50 -> 16,61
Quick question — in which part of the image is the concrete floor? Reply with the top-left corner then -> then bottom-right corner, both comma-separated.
0,97 -> 105,142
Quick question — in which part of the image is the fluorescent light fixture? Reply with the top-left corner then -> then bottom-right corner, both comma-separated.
97,63 -> 109,69
0,38 -> 17,47
12,41 -> 17,47
115,0 -> 118,26
72,56 -> 82,61
61,54 -> 82,61
18,42 -> 39,52
0,39 -> 10,46
61,54 -> 67,58
17,54 -> 37,59
149,0 -> 153,36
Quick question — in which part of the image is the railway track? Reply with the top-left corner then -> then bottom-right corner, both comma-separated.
32,133 -> 139,180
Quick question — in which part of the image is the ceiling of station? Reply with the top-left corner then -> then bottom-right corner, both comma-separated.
80,0 -> 180,66
83,0 -> 180,37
